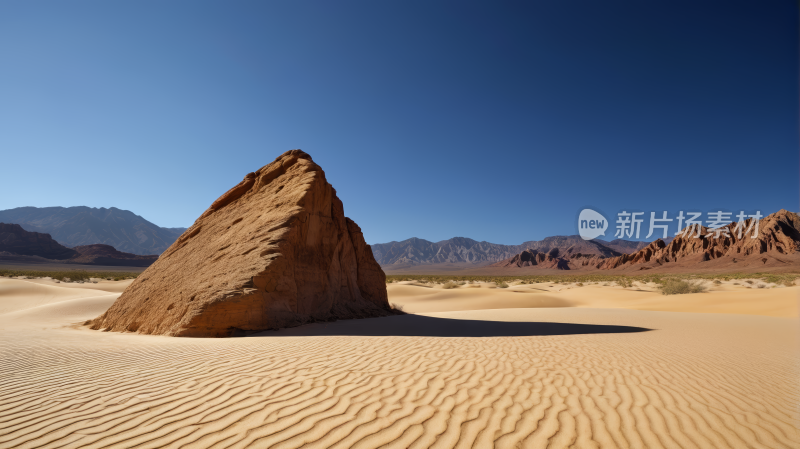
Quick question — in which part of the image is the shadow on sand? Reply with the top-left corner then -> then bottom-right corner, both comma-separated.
252,314 -> 652,338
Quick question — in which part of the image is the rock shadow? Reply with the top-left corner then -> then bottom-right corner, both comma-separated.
251,314 -> 652,338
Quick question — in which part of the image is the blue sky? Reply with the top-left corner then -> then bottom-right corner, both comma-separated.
1,1 -> 797,245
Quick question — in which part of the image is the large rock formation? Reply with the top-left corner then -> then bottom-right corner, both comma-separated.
0,223 -> 79,259
89,150 -> 391,337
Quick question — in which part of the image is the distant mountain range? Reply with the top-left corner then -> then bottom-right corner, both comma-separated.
0,223 -> 158,267
490,210 -> 800,273
0,207 -> 187,255
370,235 -> 649,267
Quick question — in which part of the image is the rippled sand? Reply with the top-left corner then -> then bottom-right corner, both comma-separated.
1,278 -> 798,448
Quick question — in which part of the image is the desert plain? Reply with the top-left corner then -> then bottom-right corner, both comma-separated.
0,275 -> 798,449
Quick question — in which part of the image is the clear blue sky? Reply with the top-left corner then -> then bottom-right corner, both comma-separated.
1,1 -> 797,244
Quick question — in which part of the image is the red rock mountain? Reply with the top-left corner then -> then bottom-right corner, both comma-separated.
593,209 -> 800,271
492,210 -> 800,273
89,150 -> 392,337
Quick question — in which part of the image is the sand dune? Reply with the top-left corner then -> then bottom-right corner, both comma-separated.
1,278 -> 798,448
388,282 -> 799,318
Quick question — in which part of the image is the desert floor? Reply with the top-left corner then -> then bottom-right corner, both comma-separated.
1,278 -> 798,448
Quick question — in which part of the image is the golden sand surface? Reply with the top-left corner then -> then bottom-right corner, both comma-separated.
0,278 -> 798,448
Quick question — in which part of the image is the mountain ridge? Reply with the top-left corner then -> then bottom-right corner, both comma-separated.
370,235 -> 649,267
0,223 -> 158,267
489,210 -> 800,273
0,206 -> 187,255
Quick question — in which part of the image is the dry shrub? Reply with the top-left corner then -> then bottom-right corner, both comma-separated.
660,279 -> 707,295
441,281 -> 459,289
616,278 -> 634,288
390,303 -> 405,312
495,281 -> 509,288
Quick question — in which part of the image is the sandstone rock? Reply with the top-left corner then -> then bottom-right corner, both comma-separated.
89,150 -> 391,337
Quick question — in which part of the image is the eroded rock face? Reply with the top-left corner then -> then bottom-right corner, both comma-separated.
89,150 -> 390,337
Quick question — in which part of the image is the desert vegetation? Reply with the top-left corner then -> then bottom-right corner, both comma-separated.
0,269 -> 139,282
659,279 -> 708,295
384,272 -> 799,287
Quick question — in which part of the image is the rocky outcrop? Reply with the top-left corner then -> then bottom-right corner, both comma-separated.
521,236 -> 623,258
489,248 -> 571,269
0,223 -> 79,259
69,244 -> 159,267
600,239 -> 650,254
89,150 -> 392,337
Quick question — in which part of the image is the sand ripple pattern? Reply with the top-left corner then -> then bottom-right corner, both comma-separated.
1,309 -> 798,448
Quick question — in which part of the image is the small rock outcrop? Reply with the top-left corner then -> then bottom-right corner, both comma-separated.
89,150 -> 391,337
489,248 -> 571,269
69,244 -> 159,267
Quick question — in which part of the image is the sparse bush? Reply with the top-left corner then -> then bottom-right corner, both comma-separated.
756,284 -> 766,289
0,269 -> 140,282
616,278 -> 634,288
467,283 -> 481,288
713,280 -> 721,285
576,282 -> 584,287
733,282 -> 740,285
495,281 -> 509,288
745,280 -> 754,285
382,273 -> 800,289
660,279 -> 707,295
442,281 -> 459,289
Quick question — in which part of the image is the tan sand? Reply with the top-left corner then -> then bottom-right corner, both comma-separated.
1,279 -> 798,448
388,282 -> 799,317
